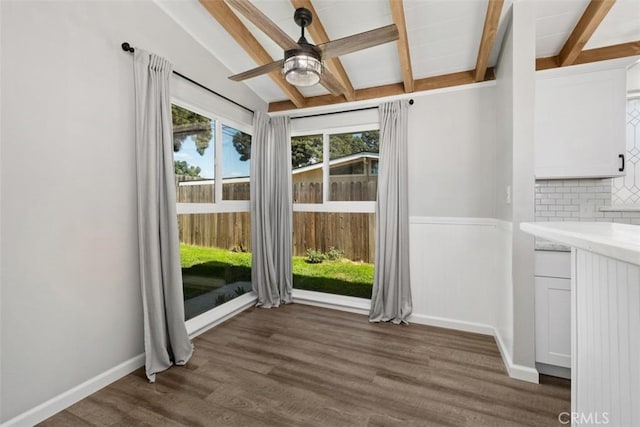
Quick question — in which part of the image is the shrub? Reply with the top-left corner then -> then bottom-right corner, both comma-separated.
325,246 -> 344,261
305,249 -> 326,264
234,286 -> 247,296
215,293 -> 232,306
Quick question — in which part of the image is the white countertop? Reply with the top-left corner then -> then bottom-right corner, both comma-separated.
521,221 -> 640,266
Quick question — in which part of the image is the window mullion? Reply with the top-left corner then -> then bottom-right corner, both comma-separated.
323,133 -> 329,204
214,119 -> 223,204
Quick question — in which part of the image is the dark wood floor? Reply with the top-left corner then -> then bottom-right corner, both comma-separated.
40,304 -> 570,426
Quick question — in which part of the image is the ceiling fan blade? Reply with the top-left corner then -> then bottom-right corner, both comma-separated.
320,67 -> 347,97
226,0 -> 298,50
229,60 -> 284,81
317,24 -> 399,59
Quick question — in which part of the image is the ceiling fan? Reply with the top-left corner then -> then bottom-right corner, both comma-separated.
227,4 -> 399,93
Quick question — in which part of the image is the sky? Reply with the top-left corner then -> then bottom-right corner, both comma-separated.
173,121 -> 250,179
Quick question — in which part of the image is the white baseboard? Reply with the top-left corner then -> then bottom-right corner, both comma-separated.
494,329 -> 539,384
408,313 -> 495,336
1,294 -> 257,427
1,354 -> 145,427
292,289 -> 370,316
2,290 -> 537,426
408,313 -> 539,384
291,291 -> 539,385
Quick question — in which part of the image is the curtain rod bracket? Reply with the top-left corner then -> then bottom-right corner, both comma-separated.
121,42 -> 134,53
120,41 -> 254,115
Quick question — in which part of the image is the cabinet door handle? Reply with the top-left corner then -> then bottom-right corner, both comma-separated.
619,154 -> 625,172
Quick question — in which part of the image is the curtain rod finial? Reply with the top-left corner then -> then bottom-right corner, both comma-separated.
121,42 -> 134,53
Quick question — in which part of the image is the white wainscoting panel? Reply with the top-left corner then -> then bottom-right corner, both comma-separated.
574,249 -> 640,426
409,217 -> 501,332
495,220 -> 515,370
409,217 -> 537,383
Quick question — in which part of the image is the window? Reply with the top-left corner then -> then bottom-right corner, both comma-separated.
173,105 -> 215,203
222,125 -> 251,201
291,134 -> 323,203
172,103 -> 252,320
290,126 -> 379,299
329,130 -> 379,202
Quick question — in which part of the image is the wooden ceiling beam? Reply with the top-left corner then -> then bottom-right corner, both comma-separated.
225,0 -> 298,49
198,0 -> 306,108
389,0 -> 414,93
291,0 -> 356,101
226,0 -> 350,101
537,41 -> 640,71
268,67 -> 495,112
558,0 -> 616,67
474,0 -> 504,82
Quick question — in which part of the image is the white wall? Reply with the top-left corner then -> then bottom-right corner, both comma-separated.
289,84 -> 503,336
409,218 -> 501,333
405,85 -> 501,330
493,1 -> 537,377
510,1 -> 536,370
494,9 -> 516,366
0,1 -> 264,422
408,86 -> 497,218
0,0 -> 3,420
290,84 -> 498,216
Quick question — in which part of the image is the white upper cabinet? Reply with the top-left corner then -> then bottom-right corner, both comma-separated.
535,65 -> 627,179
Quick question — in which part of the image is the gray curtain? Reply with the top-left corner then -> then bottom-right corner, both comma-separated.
133,49 -> 193,382
369,100 -> 412,324
250,112 -> 293,308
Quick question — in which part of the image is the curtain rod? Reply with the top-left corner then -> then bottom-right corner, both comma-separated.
121,42 -> 255,115
290,99 -> 414,120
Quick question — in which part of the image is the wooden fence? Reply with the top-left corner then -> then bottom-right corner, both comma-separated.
177,180 -> 376,263
178,212 -> 251,252
292,181 -> 376,202
178,210 -> 375,263
176,180 -> 250,202
177,180 -> 377,204
292,212 -> 375,263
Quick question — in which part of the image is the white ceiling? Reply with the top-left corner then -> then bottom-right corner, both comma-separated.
155,0 -> 640,105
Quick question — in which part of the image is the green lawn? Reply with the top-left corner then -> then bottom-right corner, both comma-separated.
180,244 -> 373,299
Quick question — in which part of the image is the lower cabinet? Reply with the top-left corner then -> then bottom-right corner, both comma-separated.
534,250 -> 571,377
535,276 -> 571,367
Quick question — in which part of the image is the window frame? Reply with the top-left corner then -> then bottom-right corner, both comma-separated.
172,97 -> 252,214
291,122 -> 379,213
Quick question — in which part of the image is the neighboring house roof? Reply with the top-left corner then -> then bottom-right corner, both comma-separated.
178,152 -> 379,185
177,176 -> 249,186
292,152 -> 379,175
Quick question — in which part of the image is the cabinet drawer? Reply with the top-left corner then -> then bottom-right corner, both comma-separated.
535,250 -> 571,278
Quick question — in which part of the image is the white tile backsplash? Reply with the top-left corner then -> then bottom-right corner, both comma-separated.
535,178 -> 640,226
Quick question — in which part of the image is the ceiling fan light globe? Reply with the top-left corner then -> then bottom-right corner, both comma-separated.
284,54 -> 322,87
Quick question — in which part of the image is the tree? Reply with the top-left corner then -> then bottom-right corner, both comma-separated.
232,131 -> 252,161
174,160 -> 201,177
329,131 -> 379,160
360,130 -> 380,152
291,135 -> 323,168
172,105 -> 211,155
